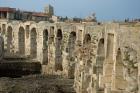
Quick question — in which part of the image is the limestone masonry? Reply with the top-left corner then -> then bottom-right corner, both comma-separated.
0,6 -> 140,93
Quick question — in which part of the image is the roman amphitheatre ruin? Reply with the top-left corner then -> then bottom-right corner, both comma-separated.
0,5 -> 139,93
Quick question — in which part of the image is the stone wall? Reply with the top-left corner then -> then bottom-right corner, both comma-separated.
74,23 -> 140,93
0,20 -> 140,93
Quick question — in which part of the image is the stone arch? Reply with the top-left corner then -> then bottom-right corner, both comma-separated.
43,29 -> 48,64
83,33 -> 91,44
96,38 -> 105,92
55,29 -> 63,71
7,26 -> 13,53
30,28 -> 37,59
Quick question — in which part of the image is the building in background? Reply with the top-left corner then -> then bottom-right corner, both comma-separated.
44,4 -> 54,17
0,7 -> 16,20
0,5 -> 54,22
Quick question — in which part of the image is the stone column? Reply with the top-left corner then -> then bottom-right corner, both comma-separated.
25,25 -> 30,57
103,33 -> 115,93
104,83 -> 111,93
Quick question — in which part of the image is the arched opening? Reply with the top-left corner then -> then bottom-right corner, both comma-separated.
112,48 -> 125,90
18,27 -> 25,55
83,34 -> 91,44
30,28 -> 37,59
57,29 -> 62,40
43,29 -> 48,64
49,26 -> 54,44
7,26 -> 13,53
55,29 -> 63,71
96,38 -> 105,92
66,31 -> 76,78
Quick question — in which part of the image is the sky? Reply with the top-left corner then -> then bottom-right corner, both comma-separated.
0,0 -> 140,21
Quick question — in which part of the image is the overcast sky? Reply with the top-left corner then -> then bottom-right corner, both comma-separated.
0,0 -> 140,21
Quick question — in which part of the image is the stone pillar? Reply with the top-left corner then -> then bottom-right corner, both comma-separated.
81,72 -> 85,93
103,33 -> 115,93
103,63 -> 113,93
25,25 -> 30,57
47,42 -> 55,74
104,83 -> 111,93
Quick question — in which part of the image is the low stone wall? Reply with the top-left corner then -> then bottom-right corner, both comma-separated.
0,62 -> 41,77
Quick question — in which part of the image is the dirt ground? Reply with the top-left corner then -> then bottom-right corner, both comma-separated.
0,75 -> 75,93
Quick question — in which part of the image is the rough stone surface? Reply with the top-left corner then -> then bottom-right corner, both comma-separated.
0,20 -> 140,93
0,75 -> 75,93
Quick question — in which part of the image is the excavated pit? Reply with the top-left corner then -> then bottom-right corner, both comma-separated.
0,58 -> 75,93
0,75 -> 75,93
0,57 -> 41,78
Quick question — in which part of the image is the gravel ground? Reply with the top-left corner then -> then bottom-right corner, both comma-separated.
0,75 -> 75,93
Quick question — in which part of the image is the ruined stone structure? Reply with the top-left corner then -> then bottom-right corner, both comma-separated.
0,19 -> 140,93
74,23 -> 140,93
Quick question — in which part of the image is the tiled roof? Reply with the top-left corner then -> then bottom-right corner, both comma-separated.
32,12 -> 48,17
0,7 -> 16,12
